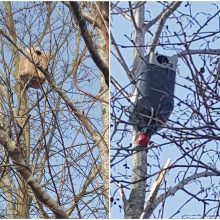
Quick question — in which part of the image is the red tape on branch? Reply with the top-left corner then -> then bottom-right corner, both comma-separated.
137,132 -> 150,147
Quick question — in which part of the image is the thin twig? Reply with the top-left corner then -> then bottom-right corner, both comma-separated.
117,183 -> 128,206
149,2 -> 182,54
111,76 -> 130,102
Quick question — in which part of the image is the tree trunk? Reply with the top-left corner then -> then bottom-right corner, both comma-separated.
98,27 -> 109,213
15,84 -> 30,219
4,2 -> 30,218
124,2 -> 148,219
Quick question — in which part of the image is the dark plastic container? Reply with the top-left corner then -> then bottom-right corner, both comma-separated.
129,54 -> 177,135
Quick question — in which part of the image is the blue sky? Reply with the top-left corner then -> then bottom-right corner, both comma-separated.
110,1 -> 220,218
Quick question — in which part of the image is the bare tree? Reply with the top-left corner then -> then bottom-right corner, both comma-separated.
111,1 -> 220,219
0,1 -> 109,219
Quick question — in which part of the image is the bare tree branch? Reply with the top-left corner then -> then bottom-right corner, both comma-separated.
140,159 -> 171,219
0,127 -> 68,219
118,183 -> 128,207
178,49 -> 220,57
111,32 -> 134,82
149,1 -> 182,54
142,171 -> 219,219
68,1 -> 109,87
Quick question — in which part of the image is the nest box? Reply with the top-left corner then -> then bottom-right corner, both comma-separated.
18,48 -> 50,89
129,53 -> 178,135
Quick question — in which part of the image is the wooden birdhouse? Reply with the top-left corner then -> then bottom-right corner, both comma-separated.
18,48 -> 50,89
